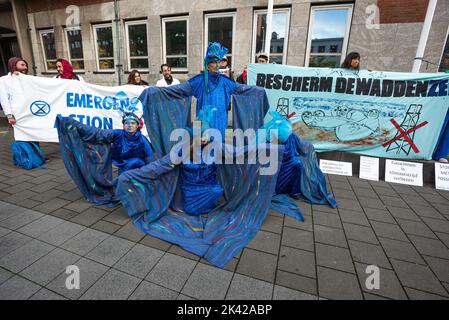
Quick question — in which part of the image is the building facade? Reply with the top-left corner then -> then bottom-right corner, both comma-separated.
1,0 -> 448,86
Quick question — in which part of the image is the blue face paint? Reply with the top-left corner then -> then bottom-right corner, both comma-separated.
124,120 -> 138,134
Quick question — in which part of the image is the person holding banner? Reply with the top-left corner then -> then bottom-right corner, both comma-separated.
0,57 -> 29,125
218,56 -> 233,79
128,69 -> 149,86
55,58 -> 84,81
341,52 -> 361,70
256,53 -> 269,64
236,65 -> 247,84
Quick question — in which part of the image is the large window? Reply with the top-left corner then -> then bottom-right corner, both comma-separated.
39,29 -> 57,71
125,20 -> 148,70
205,13 -> 235,68
65,27 -> 84,70
306,5 -> 353,68
252,8 -> 290,64
439,27 -> 449,72
162,16 -> 188,70
93,23 -> 114,71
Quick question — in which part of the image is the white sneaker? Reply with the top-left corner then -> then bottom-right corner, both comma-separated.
438,158 -> 449,163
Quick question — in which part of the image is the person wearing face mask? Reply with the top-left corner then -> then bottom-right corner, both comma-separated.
1,57 -> 49,166
218,56 -> 233,79
187,42 -> 237,139
0,57 -> 29,125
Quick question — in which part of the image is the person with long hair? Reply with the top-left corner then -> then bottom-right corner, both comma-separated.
341,52 -> 361,70
1,57 -> 47,165
127,69 -> 149,86
55,58 -> 83,81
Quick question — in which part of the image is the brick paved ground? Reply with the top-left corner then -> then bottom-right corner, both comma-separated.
1,122 -> 449,300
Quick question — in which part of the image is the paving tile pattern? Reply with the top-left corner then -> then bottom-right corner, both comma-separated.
1,130 -> 449,299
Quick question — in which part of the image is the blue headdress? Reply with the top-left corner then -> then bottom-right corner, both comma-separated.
122,112 -> 142,129
204,42 -> 228,93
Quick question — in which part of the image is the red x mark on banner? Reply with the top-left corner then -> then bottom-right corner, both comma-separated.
382,118 -> 428,154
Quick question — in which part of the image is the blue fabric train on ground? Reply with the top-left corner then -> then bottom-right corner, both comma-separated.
264,112 -> 337,212
56,42 -> 336,268
55,112 -> 153,206
113,43 -> 336,268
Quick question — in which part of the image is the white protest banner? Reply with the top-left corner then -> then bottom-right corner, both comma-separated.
10,74 -> 146,142
435,163 -> 449,191
319,159 -> 352,176
385,159 -> 423,186
359,156 -> 379,181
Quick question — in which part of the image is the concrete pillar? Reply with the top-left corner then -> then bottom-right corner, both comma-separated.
188,10 -> 203,76
10,0 -> 33,70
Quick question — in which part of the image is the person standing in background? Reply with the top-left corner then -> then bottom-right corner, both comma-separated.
341,52 -> 361,70
55,58 -> 84,81
128,69 -> 149,86
0,57 -> 29,125
156,64 -> 180,87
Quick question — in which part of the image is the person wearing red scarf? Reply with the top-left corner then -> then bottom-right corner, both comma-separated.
236,64 -> 247,84
55,58 -> 83,81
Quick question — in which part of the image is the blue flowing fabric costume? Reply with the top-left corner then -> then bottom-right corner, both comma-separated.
111,130 -> 153,175
56,116 -> 154,205
275,133 -> 337,208
181,163 -> 223,215
56,78 -> 337,268
114,82 -> 288,268
188,72 -> 236,139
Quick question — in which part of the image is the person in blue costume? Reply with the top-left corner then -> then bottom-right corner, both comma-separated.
181,42 -> 233,214
55,112 -> 154,206
264,112 -> 337,214
55,42 -> 335,268
180,145 -> 224,216
112,112 -> 154,175
188,42 -> 237,139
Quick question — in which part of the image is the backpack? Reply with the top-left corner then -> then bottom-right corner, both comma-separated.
10,141 -> 45,170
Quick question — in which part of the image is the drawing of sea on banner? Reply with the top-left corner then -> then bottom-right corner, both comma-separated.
289,97 -> 409,148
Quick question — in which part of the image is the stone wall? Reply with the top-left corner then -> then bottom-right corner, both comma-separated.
22,0 -> 449,86
348,0 -> 449,73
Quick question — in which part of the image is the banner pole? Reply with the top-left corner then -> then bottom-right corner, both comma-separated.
264,0 -> 274,62
412,0 -> 438,73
